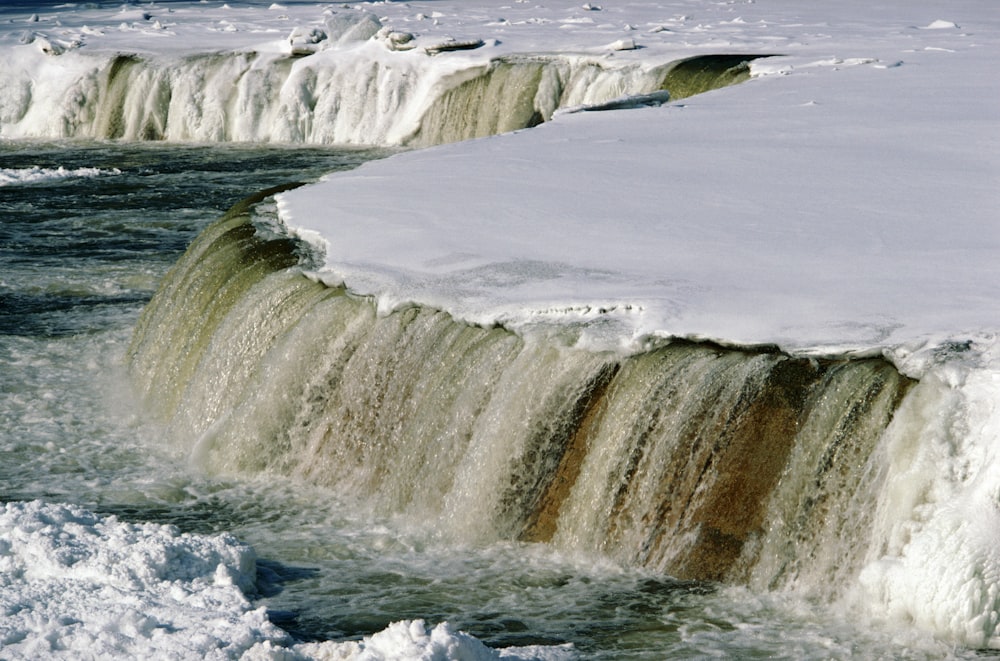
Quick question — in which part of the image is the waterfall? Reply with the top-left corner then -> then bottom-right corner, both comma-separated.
1,47 -> 767,146
128,190 -> 918,602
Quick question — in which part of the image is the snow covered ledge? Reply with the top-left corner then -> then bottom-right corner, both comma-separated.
0,1 -> 776,145
278,41 -> 998,362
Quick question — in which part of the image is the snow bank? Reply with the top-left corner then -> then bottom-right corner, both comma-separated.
0,502 -> 574,660
0,500 -> 280,658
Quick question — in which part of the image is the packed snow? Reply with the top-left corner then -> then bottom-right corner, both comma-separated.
2,0 -> 1000,656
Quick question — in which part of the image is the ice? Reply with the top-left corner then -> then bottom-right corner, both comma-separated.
850,344 -> 1000,648
603,37 -> 636,51
283,620 -> 576,661
922,19 -> 959,30
324,10 -> 382,48
272,1 -> 1000,363
286,25 -> 327,56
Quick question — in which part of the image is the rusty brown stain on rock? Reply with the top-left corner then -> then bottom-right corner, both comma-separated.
521,363 -> 620,543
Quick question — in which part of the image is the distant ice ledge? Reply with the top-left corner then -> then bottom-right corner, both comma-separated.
1,4 -> 775,148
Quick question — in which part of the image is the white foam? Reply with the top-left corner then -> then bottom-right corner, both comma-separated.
275,620 -> 576,661
0,166 -> 120,186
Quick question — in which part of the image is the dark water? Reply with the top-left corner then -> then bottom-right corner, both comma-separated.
0,140 -> 385,336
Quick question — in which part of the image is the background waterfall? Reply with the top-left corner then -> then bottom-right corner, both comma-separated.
128,192 -> 914,603
1,48 -> 767,146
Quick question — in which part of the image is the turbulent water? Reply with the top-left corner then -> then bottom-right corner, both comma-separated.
2,139 -> 996,659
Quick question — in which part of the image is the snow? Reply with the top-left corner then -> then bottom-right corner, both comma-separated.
285,620 -> 576,661
2,0 -> 1000,654
0,501 -> 570,660
279,27 -> 1000,361
0,500 -> 281,658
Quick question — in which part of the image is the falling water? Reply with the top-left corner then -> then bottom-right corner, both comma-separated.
127,193 -> 913,604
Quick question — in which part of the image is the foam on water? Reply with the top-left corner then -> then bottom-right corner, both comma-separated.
0,165 -> 120,186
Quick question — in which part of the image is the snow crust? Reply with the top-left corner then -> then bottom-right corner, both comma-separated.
5,0 -> 993,359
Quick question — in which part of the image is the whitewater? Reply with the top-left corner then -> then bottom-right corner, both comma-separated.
1,0 -> 999,658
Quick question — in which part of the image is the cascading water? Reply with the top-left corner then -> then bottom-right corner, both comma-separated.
127,191 -> 916,607
1,45 -> 768,146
